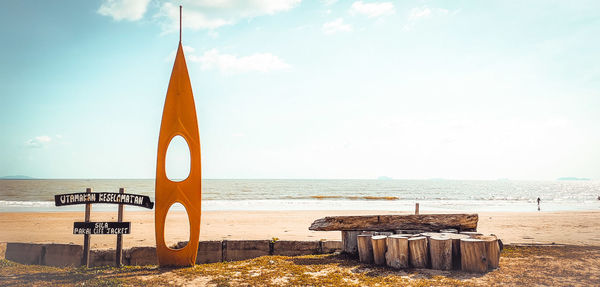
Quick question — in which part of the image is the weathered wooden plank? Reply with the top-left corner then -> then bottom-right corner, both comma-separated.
73,222 -> 131,235
54,192 -> 154,209
309,214 -> 478,232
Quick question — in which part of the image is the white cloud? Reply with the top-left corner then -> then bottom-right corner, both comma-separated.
155,0 -> 301,32
350,1 -> 395,18
404,6 -> 449,30
25,136 -> 52,148
191,49 -> 291,73
322,18 -> 352,34
97,0 -> 151,21
408,6 -> 431,20
321,0 -> 338,6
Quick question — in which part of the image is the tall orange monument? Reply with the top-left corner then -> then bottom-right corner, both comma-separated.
155,6 -> 202,266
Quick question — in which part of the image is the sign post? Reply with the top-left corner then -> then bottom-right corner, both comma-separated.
55,188 -> 154,267
82,188 -> 92,267
116,187 -> 125,266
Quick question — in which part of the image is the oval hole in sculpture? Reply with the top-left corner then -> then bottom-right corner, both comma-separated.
164,202 -> 190,250
165,135 -> 191,182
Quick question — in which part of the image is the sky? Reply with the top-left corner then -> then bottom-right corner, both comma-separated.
1,0 -> 599,180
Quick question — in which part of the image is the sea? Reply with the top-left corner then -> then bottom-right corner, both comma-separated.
1,179 -> 599,212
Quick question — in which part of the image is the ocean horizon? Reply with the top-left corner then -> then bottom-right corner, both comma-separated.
1,178 -> 599,212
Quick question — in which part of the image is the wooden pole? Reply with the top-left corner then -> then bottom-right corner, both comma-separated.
115,188 -> 125,267
179,5 -> 182,42
415,203 -> 419,215
371,235 -> 387,265
357,234 -> 374,264
479,235 -> 500,269
460,238 -> 487,273
429,237 -> 452,270
82,188 -> 92,267
341,231 -> 361,255
385,235 -> 409,269
408,236 -> 428,268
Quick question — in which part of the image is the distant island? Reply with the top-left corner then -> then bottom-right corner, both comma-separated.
557,177 -> 591,181
0,175 -> 36,180
377,176 -> 392,180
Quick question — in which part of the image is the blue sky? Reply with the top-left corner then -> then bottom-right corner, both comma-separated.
1,0 -> 599,180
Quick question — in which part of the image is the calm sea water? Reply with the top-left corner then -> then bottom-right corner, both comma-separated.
1,179 -> 599,212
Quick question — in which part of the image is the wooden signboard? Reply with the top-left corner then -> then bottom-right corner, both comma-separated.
55,192 -> 153,209
73,222 -> 131,235
55,187 -> 154,267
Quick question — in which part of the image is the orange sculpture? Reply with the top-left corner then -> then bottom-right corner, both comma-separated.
155,6 -> 201,267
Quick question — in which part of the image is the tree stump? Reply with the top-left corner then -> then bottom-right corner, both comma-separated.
429,237 -> 452,270
357,234 -> 374,264
460,238 -> 487,273
479,235 -> 500,269
447,233 -> 470,270
460,231 -> 483,238
341,231 -> 361,255
371,235 -> 387,265
385,235 -> 409,269
408,236 -> 428,268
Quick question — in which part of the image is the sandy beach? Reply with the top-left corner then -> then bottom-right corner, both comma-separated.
0,210 -> 598,249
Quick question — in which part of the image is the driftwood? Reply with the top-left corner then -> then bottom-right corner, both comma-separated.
309,214 -> 478,232
371,235 -> 387,265
385,235 -> 409,268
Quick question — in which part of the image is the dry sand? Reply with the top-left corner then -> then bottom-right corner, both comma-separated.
0,210 -> 598,248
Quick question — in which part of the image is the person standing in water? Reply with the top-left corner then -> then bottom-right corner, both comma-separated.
537,197 -> 541,211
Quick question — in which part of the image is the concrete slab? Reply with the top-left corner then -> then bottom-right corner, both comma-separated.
43,244 -> 82,267
125,247 -> 157,266
273,241 -> 319,256
5,243 -> 44,265
223,240 -> 270,261
90,249 -> 118,267
321,240 -> 343,254
197,241 -> 222,264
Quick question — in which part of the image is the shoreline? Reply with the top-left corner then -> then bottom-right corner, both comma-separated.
2,199 -> 598,213
1,210 -> 599,248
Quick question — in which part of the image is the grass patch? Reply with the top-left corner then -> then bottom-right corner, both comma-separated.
1,246 -> 599,286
